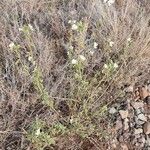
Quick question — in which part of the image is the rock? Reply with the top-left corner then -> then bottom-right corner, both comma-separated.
132,138 -> 138,145
131,102 -> 144,109
138,136 -> 146,144
115,120 -> 123,130
134,134 -> 141,139
118,135 -> 124,142
143,122 -> 150,135
139,86 -> 149,99
130,121 -> 136,128
109,107 -> 117,114
111,139 -> 118,149
134,128 -> 143,134
120,143 -> 128,150
145,96 -> 150,105
146,135 -> 150,146
119,110 -> 128,119
125,86 -> 134,93
135,142 -> 141,147
135,108 -> 142,115
135,116 -> 145,125
138,114 -> 147,122
124,118 -> 129,130
123,132 -> 131,140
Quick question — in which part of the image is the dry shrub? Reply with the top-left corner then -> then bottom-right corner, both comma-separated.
0,0 -> 150,149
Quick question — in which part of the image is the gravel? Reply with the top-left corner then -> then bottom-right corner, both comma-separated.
109,101 -> 149,149
143,122 -> 150,135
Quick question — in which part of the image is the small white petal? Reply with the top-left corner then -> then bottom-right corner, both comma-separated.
72,20 -> 77,24
69,45 -> 74,50
33,61 -> 36,65
109,41 -> 114,47
28,24 -> 34,31
35,128 -> 40,136
108,0 -> 115,5
113,63 -> 118,68
89,50 -> 94,55
68,20 -> 72,24
19,28 -> 23,31
71,59 -> 78,64
104,64 -> 108,69
28,56 -> 32,61
9,42 -> 15,50
94,42 -> 98,49
70,116 -> 73,124
127,38 -> 131,42
79,55 -> 86,61
71,24 -> 78,30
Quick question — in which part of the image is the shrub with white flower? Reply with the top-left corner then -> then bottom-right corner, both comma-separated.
19,24 -> 34,34
89,42 -> 98,56
9,42 -> 20,53
102,60 -> 118,77
68,19 -> 83,31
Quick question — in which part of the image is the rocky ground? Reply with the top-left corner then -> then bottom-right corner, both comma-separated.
108,84 -> 150,150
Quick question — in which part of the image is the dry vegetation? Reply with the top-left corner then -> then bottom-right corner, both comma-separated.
0,0 -> 150,149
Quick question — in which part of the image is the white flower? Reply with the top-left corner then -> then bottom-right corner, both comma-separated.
109,41 -> 114,47
69,45 -> 74,50
104,64 -> 108,69
68,20 -> 76,24
89,50 -> 94,55
9,42 -> 15,50
79,55 -> 86,61
35,128 -> 40,136
71,24 -> 78,30
70,116 -> 73,124
68,20 -> 72,24
108,0 -> 115,6
113,63 -> 118,68
28,24 -> 34,31
67,51 -> 70,56
127,37 -> 131,42
28,56 -> 32,61
33,61 -> 36,66
104,0 -> 115,6
19,27 -> 23,31
72,20 -> 76,24
71,59 -> 78,65
94,42 -> 98,49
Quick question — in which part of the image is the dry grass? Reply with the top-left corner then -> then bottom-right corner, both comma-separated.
0,0 -> 150,149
